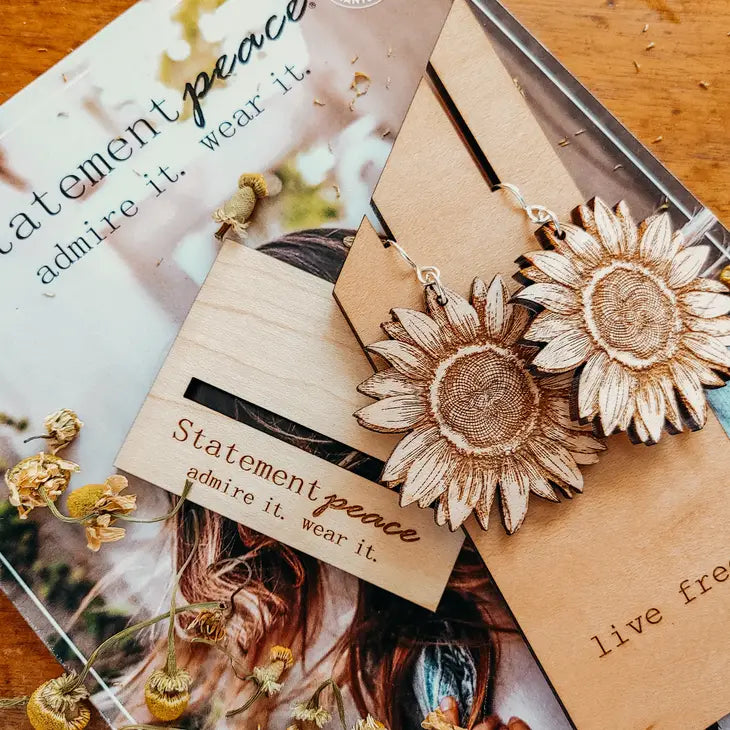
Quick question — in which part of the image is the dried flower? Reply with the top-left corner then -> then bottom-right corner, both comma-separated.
187,607 -> 228,643
353,716 -> 387,730
144,668 -> 192,722
67,475 -> 137,551
43,409 -> 83,453
720,265 -> 730,289
5,453 -> 79,519
292,702 -> 332,727
421,708 -> 464,730
26,673 -> 91,730
252,646 -> 294,696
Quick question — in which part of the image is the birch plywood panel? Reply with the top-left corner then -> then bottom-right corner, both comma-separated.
333,1 -> 730,727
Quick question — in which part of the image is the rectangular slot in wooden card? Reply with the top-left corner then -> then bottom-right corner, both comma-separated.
332,1 -> 730,727
116,242 -> 464,611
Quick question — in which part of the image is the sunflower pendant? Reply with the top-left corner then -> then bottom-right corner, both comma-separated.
355,276 -> 606,533
516,199 -> 730,444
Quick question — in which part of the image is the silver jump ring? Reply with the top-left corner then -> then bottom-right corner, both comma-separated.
497,183 -> 564,238
386,241 -> 449,306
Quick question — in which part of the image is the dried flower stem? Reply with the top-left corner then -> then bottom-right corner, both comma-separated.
0,696 -> 29,708
40,480 -> 192,525
225,685 -> 263,718
311,679 -> 347,728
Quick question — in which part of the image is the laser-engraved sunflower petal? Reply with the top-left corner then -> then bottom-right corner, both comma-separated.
471,278 -> 490,327
692,278 -> 729,294
382,320 -> 416,346
515,283 -> 581,315
425,285 -> 452,331
632,412 -> 651,443
524,311 -> 581,343
667,246 -> 710,289
441,287 -> 480,343
446,464 -> 482,530
502,305 -> 532,345
528,437 -> 584,491
499,459 -> 530,534
636,381 -> 666,443
681,290 -> 730,319
670,359 -> 707,427
542,420 -> 606,454
523,251 -> 581,288
393,308 -> 449,358
639,212 -> 672,265
541,371 -> 575,390
366,340 -> 434,380
615,200 -> 638,254
381,426 -> 442,483
473,470 -> 498,531
573,452 -> 600,465
516,455 -> 559,502
682,332 -> 730,369
417,459 -> 459,509
481,276 -> 510,340
400,440 -> 452,506
687,315 -> 730,338
658,376 -> 684,432
593,198 -> 623,255
598,361 -> 632,435
532,330 -> 595,373
358,368 -> 424,399
355,394 -> 427,433
556,223 -> 603,266
579,351 -> 610,420
577,204 -> 598,239
434,499 -> 448,527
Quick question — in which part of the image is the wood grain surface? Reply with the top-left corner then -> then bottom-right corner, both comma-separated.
0,0 -> 727,728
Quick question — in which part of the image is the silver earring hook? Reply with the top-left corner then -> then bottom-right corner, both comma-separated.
386,239 -> 449,306
497,182 -> 565,238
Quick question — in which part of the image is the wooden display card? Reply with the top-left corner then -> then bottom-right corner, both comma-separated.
116,242 -> 464,611
333,1 -> 730,728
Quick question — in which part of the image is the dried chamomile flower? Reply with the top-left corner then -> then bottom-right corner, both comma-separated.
26,673 -> 91,730
252,645 -> 295,696
721,265 -> 730,289
292,702 -> 332,728
422,709 -> 465,730
67,475 -> 137,551
353,717 -> 387,730
144,667 -> 192,722
43,409 -> 83,453
187,607 -> 228,643
5,453 -> 79,519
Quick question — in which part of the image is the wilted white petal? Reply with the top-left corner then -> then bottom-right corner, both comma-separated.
400,440 -> 452,506
598,360 -> 632,435
667,246 -> 710,289
524,311 -> 582,342
481,276 -> 510,340
358,368 -> 423,399
635,381 -> 666,443
593,198 -> 623,255
499,459 -> 530,534
670,358 -> 707,427
578,351 -> 610,420
522,251 -> 581,288
532,330 -> 595,373
681,290 -> 730,318
366,340 -> 434,380
441,287 -> 481,343
556,223 -> 603,266
527,437 -> 584,491
515,283 -> 581,315
355,395 -> 427,433
615,200 -> 638,255
393,308 -> 449,358
639,213 -> 672,265
681,332 -> 730,369
381,425 -> 441,483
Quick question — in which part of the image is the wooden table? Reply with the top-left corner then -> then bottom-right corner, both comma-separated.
0,1 -> 728,728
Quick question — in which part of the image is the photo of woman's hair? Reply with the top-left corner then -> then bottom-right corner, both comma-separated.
115,229 -> 570,729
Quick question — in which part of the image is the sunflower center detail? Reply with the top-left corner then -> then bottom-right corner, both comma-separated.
430,344 -> 540,456
583,261 -> 681,369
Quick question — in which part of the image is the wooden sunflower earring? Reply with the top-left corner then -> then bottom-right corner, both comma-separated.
499,184 -> 730,444
354,239 -> 605,534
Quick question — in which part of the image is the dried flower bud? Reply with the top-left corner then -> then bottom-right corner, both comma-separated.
67,475 -> 137,551
144,668 -> 192,722
26,673 -> 91,730
721,265 -> 730,290
251,645 -> 294,696
43,409 -> 83,453
353,716 -> 387,730
421,709 -> 464,730
292,702 -> 332,728
5,453 -> 79,519
187,608 -> 228,643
